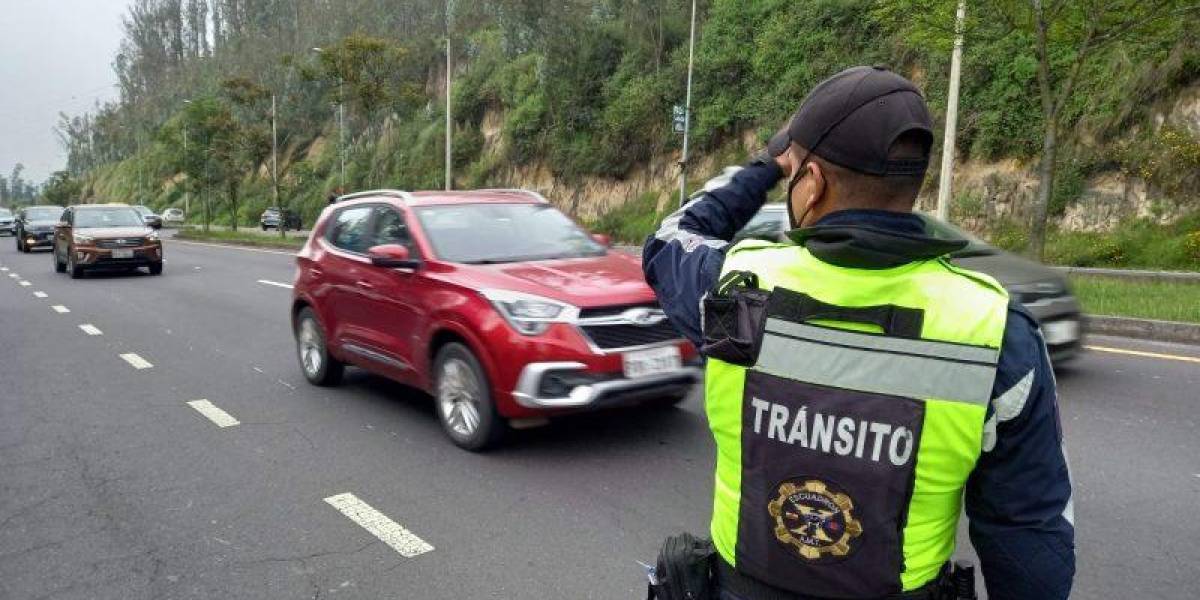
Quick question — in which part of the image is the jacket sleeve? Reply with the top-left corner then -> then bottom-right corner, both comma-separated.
641,161 -> 783,348
965,305 -> 1076,600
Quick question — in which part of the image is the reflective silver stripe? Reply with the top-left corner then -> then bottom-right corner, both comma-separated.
765,319 -> 1000,365
755,329 -> 998,405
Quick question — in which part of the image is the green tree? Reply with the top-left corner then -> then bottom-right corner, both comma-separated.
41,171 -> 83,205
881,0 -> 1200,259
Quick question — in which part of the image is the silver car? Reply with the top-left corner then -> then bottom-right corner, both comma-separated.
735,205 -> 1083,362
0,208 -> 13,236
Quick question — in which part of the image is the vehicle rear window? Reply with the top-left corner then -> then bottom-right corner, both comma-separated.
415,203 -> 604,264
74,208 -> 143,228
327,206 -> 374,253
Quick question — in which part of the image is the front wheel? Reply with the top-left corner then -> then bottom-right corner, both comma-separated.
148,262 -> 163,275
295,308 -> 343,386
434,343 -> 506,451
53,245 -> 65,273
67,250 -> 84,279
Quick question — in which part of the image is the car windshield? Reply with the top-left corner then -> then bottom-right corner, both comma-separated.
132,206 -> 154,216
916,214 -> 997,257
741,206 -> 788,238
415,203 -> 605,264
74,208 -> 144,228
25,207 -> 62,221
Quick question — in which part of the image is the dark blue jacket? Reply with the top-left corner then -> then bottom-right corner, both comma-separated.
642,160 -> 1075,600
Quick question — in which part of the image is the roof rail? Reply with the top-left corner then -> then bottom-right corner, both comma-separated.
337,189 -> 415,203
476,188 -> 549,203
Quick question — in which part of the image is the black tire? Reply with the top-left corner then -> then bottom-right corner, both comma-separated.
20,237 -> 30,253
433,342 -> 506,451
148,261 -> 163,275
295,308 -> 344,386
53,245 -> 65,273
67,250 -> 84,279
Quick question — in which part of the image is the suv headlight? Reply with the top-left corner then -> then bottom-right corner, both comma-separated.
145,231 -> 160,242
480,289 -> 579,336
73,233 -> 94,245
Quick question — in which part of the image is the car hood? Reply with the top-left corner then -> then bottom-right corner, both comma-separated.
462,251 -> 656,307
78,227 -> 153,239
951,251 -> 1064,287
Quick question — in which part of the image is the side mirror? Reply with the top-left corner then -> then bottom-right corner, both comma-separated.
368,244 -> 421,269
591,233 -> 612,247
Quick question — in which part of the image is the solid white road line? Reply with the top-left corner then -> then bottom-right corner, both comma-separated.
186,400 -> 240,428
323,493 -> 434,558
256,279 -> 294,289
119,353 -> 153,369
79,324 -> 103,336
33,291 -> 47,298
51,305 -> 70,313
19,281 -> 30,286
171,239 -> 298,256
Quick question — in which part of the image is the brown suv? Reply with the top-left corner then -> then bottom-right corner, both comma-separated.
53,204 -> 163,278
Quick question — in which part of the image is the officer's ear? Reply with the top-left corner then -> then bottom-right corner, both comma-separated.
801,161 -> 828,219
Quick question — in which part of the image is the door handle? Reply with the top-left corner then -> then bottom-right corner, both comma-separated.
355,280 -> 374,290
309,268 -> 323,277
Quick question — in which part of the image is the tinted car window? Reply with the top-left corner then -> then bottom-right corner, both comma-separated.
327,206 -> 374,253
415,203 -> 604,263
372,207 -> 414,252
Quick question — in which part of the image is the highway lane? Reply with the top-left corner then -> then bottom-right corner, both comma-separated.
1,238 -> 1198,599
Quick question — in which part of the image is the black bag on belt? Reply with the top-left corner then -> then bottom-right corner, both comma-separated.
646,532 -> 717,600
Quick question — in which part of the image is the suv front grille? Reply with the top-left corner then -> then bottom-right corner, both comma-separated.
580,321 -> 680,350
578,302 -> 660,320
97,238 -> 144,248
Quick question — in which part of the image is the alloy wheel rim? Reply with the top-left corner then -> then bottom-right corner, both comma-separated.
438,359 -> 482,438
298,319 -> 323,376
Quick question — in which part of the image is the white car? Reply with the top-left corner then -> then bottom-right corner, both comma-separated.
161,207 -> 185,226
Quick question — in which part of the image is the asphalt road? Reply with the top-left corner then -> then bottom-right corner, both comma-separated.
1,236 -> 1198,599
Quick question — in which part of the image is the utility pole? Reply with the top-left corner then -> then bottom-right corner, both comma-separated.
679,0 -> 697,206
936,0 -> 966,222
313,47 -> 346,192
445,0 -> 454,191
182,99 -> 192,218
273,93 -> 284,238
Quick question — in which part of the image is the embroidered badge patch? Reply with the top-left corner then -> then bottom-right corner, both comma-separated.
768,479 -> 863,561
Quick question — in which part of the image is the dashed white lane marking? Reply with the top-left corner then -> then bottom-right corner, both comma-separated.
8,273 -> 18,278
79,324 -> 103,336
51,305 -> 70,313
0,267 -> 8,271
324,493 -> 434,558
33,291 -> 47,298
257,279 -> 294,289
171,239 -> 298,256
19,281 -> 30,286
119,353 -> 153,369
186,400 -> 240,428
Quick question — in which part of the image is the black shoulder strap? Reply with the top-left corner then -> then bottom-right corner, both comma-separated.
766,287 -> 925,339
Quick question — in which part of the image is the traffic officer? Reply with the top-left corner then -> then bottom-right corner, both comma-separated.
643,66 -> 1074,600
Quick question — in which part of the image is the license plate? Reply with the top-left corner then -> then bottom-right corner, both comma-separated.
111,249 -> 134,259
1043,319 -> 1079,345
623,346 -> 682,379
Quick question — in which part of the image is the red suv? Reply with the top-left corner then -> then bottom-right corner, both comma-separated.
291,190 -> 700,450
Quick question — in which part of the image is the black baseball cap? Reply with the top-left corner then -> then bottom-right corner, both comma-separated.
768,66 -> 933,177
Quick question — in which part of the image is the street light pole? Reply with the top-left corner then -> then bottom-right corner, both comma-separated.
182,99 -> 192,218
936,0 -> 966,222
679,0 -> 697,206
445,0 -> 454,191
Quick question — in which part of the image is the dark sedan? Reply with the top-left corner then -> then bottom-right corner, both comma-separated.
735,204 -> 1084,362
133,205 -> 163,229
15,205 -> 64,252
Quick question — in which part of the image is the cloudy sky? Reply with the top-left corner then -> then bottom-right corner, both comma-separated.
1,0 -> 130,184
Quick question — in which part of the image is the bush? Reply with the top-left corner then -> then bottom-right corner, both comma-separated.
586,191 -> 666,244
